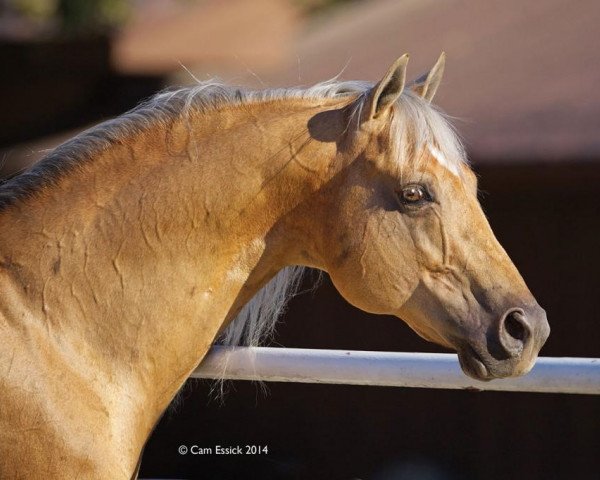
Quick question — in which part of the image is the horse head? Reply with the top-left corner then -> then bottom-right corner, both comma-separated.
307,54 -> 550,380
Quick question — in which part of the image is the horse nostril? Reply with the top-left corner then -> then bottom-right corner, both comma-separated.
505,311 -> 527,342
499,309 -> 531,357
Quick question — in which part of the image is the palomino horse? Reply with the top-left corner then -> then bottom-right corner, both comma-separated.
0,53 -> 549,478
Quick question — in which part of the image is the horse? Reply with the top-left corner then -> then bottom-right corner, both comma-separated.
0,52 -> 549,478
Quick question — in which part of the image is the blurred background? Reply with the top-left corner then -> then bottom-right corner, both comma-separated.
1,0 -> 599,479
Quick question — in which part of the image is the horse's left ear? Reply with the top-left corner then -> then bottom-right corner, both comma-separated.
365,53 -> 410,120
410,52 -> 446,103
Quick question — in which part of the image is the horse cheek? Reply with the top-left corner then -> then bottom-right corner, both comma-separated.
332,211 -> 419,315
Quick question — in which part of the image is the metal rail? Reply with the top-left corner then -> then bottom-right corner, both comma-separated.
192,346 -> 600,395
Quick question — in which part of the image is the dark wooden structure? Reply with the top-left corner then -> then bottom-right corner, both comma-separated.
140,163 -> 600,480
141,2 -> 600,477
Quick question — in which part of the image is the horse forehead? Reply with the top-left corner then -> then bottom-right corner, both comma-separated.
420,149 -> 479,198
427,145 -> 461,177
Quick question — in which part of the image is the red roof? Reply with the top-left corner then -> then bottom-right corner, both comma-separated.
265,0 -> 600,162
112,0 -> 299,75
3,0 -> 598,169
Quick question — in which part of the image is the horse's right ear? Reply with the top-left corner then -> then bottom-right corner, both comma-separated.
364,54 -> 410,121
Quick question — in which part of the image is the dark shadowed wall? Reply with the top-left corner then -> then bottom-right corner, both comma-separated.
141,162 -> 600,480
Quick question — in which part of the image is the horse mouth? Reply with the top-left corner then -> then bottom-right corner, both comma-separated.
457,347 -> 491,381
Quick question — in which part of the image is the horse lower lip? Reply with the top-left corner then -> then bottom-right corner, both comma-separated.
459,349 -> 490,381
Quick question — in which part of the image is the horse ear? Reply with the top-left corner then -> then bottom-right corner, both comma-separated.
365,54 -> 409,120
411,52 -> 446,103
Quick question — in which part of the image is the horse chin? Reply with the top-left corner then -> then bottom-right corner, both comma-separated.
457,347 -> 492,382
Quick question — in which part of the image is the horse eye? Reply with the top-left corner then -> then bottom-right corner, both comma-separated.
400,184 -> 428,204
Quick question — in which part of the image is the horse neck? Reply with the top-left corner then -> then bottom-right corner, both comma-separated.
0,98 -> 347,427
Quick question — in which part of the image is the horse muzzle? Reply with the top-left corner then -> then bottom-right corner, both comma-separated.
457,303 -> 550,381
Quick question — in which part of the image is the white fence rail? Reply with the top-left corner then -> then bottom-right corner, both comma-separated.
192,346 -> 600,395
